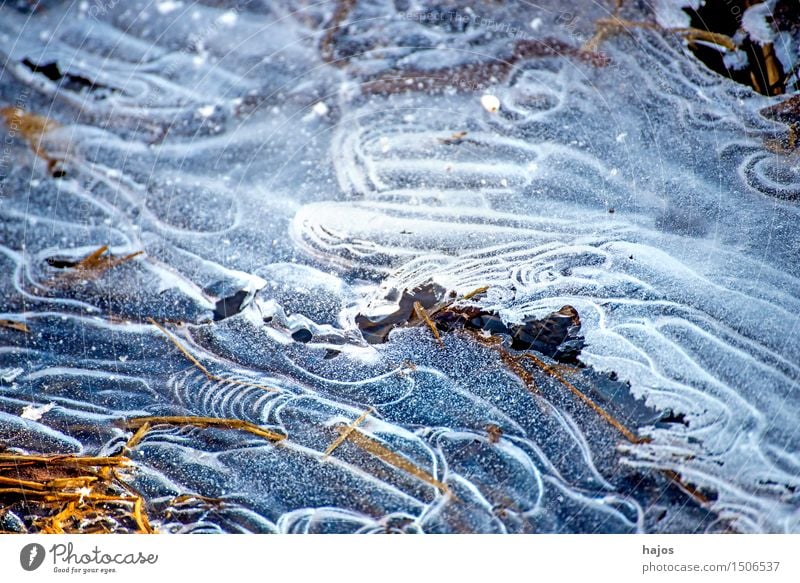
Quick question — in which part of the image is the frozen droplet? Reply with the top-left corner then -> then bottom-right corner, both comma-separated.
20,402 -> 55,421
312,102 -> 329,116
218,10 -> 238,26
480,94 -> 500,113
156,1 -> 182,15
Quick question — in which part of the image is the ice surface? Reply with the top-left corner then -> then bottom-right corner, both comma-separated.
0,0 -> 798,533
742,1 -> 778,45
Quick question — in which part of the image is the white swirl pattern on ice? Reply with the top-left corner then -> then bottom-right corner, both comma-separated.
0,0 -> 797,533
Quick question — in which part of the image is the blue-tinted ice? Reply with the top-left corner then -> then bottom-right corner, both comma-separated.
0,0 -> 798,533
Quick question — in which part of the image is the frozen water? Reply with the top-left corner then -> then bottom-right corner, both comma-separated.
0,0 -> 798,533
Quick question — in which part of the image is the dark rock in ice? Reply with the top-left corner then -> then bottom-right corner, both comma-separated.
213,290 -> 251,321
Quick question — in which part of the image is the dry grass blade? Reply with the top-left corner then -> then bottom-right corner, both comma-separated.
0,319 -> 29,333
495,343 -> 711,511
0,452 -> 155,533
170,493 -> 225,506
759,43 -> 783,95
323,407 -> 373,459
0,453 -> 130,468
147,317 -> 281,393
672,27 -> 736,51
438,131 -> 468,145
51,245 -> 144,285
0,475 -> 46,490
77,244 -> 110,268
661,469 -> 712,506
47,476 -> 98,489
413,301 -> 444,347
40,501 -> 76,534
133,497 -> 154,534
0,106 -> 59,162
121,416 -> 286,442
336,427 -> 450,495
0,106 -> 58,138
582,17 -> 736,54
518,352 -> 646,444
0,106 -> 66,176
124,421 -> 151,450
461,285 -> 489,300
499,350 -> 540,395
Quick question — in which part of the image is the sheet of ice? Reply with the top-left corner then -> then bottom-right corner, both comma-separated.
742,1 -> 778,45
0,0 -> 798,533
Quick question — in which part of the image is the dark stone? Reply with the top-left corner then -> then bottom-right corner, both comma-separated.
291,328 -> 313,343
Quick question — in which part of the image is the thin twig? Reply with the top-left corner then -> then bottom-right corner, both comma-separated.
121,416 -> 286,442
340,427 -> 451,496
0,319 -> 29,333
146,317 -> 280,393
124,421 -> 151,451
518,353 -> 646,444
461,285 -> 489,300
413,301 -> 444,347
323,407 -> 373,459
